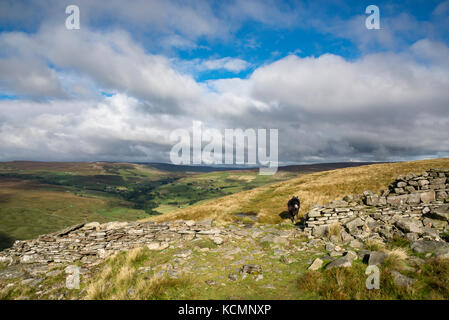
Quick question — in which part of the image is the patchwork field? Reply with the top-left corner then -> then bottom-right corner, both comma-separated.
0,161 -> 351,250
0,161 -> 377,250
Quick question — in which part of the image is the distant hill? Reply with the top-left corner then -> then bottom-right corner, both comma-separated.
147,158 -> 449,224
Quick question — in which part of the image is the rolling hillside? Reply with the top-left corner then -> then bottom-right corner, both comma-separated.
147,158 -> 449,224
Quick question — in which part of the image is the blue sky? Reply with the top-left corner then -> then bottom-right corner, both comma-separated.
0,0 -> 449,164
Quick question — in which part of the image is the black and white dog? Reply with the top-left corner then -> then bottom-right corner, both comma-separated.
287,196 -> 300,223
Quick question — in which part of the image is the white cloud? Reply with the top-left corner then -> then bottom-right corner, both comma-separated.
1,25 -> 449,163
198,57 -> 252,73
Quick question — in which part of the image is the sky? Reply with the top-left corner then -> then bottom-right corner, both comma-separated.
0,0 -> 449,165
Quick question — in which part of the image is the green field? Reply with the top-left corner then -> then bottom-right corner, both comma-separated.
0,161 -> 301,249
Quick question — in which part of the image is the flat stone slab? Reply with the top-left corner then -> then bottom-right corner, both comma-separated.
411,240 -> 449,254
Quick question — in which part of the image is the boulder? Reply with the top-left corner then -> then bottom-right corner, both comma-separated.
349,239 -> 364,249
307,208 -> 322,218
420,190 -> 435,203
312,225 -> 328,238
406,193 -> 421,204
345,218 -> 365,232
240,264 -> 262,274
308,258 -> 323,271
422,217 -> 448,230
365,194 -> 379,206
325,256 -> 352,269
387,194 -> 408,206
103,221 -> 128,231
436,191 -> 448,201
390,270 -> 416,288
363,251 -> 386,266
411,240 -> 449,254
147,242 -> 169,251
428,205 -> 449,221
394,218 -> 423,234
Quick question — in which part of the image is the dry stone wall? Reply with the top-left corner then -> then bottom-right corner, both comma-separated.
0,220 -> 226,269
304,168 -> 449,242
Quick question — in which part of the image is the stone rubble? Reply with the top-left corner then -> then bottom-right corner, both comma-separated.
304,168 -> 449,245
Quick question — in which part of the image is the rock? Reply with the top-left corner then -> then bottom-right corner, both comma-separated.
397,181 -> 407,188
387,194 -> 408,206
0,266 -> 25,280
212,236 -> 224,245
420,191 -> 435,203
330,251 -> 343,257
54,223 -> 85,237
428,205 -> 449,221
147,242 -> 169,251
307,208 -> 322,218
394,188 -> 405,194
197,219 -> 214,227
325,256 -> 353,269
21,278 -> 42,287
344,250 -> 357,261
20,255 -> 36,264
411,240 -> 449,254
308,258 -> 323,271
312,225 -> 328,238
395,218 -> 423,234
240,264 -> 262,274
184,220 -> 195,227
82,222 -> 100,230
0,256 -> 12,264
436,191 -> 448,201
435,248 -> 449,259
46,269 -> 63,277
407,193 -> 421,205
325,243 -> 335,252
422,218 -> 448,230
365,194 -> 379,206
174,249 -> 192,258
349,239 -> 364,249
390,270 -> 416,288
363,252 -> 386,266
228,274 -> 238,281
422,227 -> 440,239
329,235 -> 340,244
103,221 -> 128,231
328,200 -> 348,208
345,218 -> 365,233
406,233 -> 419,242
418,180 -> 430,187
340,230 -> 354,243
272,236 -> 288,245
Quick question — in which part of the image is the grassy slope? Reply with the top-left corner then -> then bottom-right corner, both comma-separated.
2,158 -> 449,300
147,158 -> 449,224
0,162 -> 299,248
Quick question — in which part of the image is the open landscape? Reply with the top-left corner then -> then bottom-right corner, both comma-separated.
0,161 -> 372,250
1,0 -> 449,306
1,158 -> 449,300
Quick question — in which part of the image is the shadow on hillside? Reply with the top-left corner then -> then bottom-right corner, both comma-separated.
0,231 -> 15,251
279,211 -> 291,220
278,211 -> 305,229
